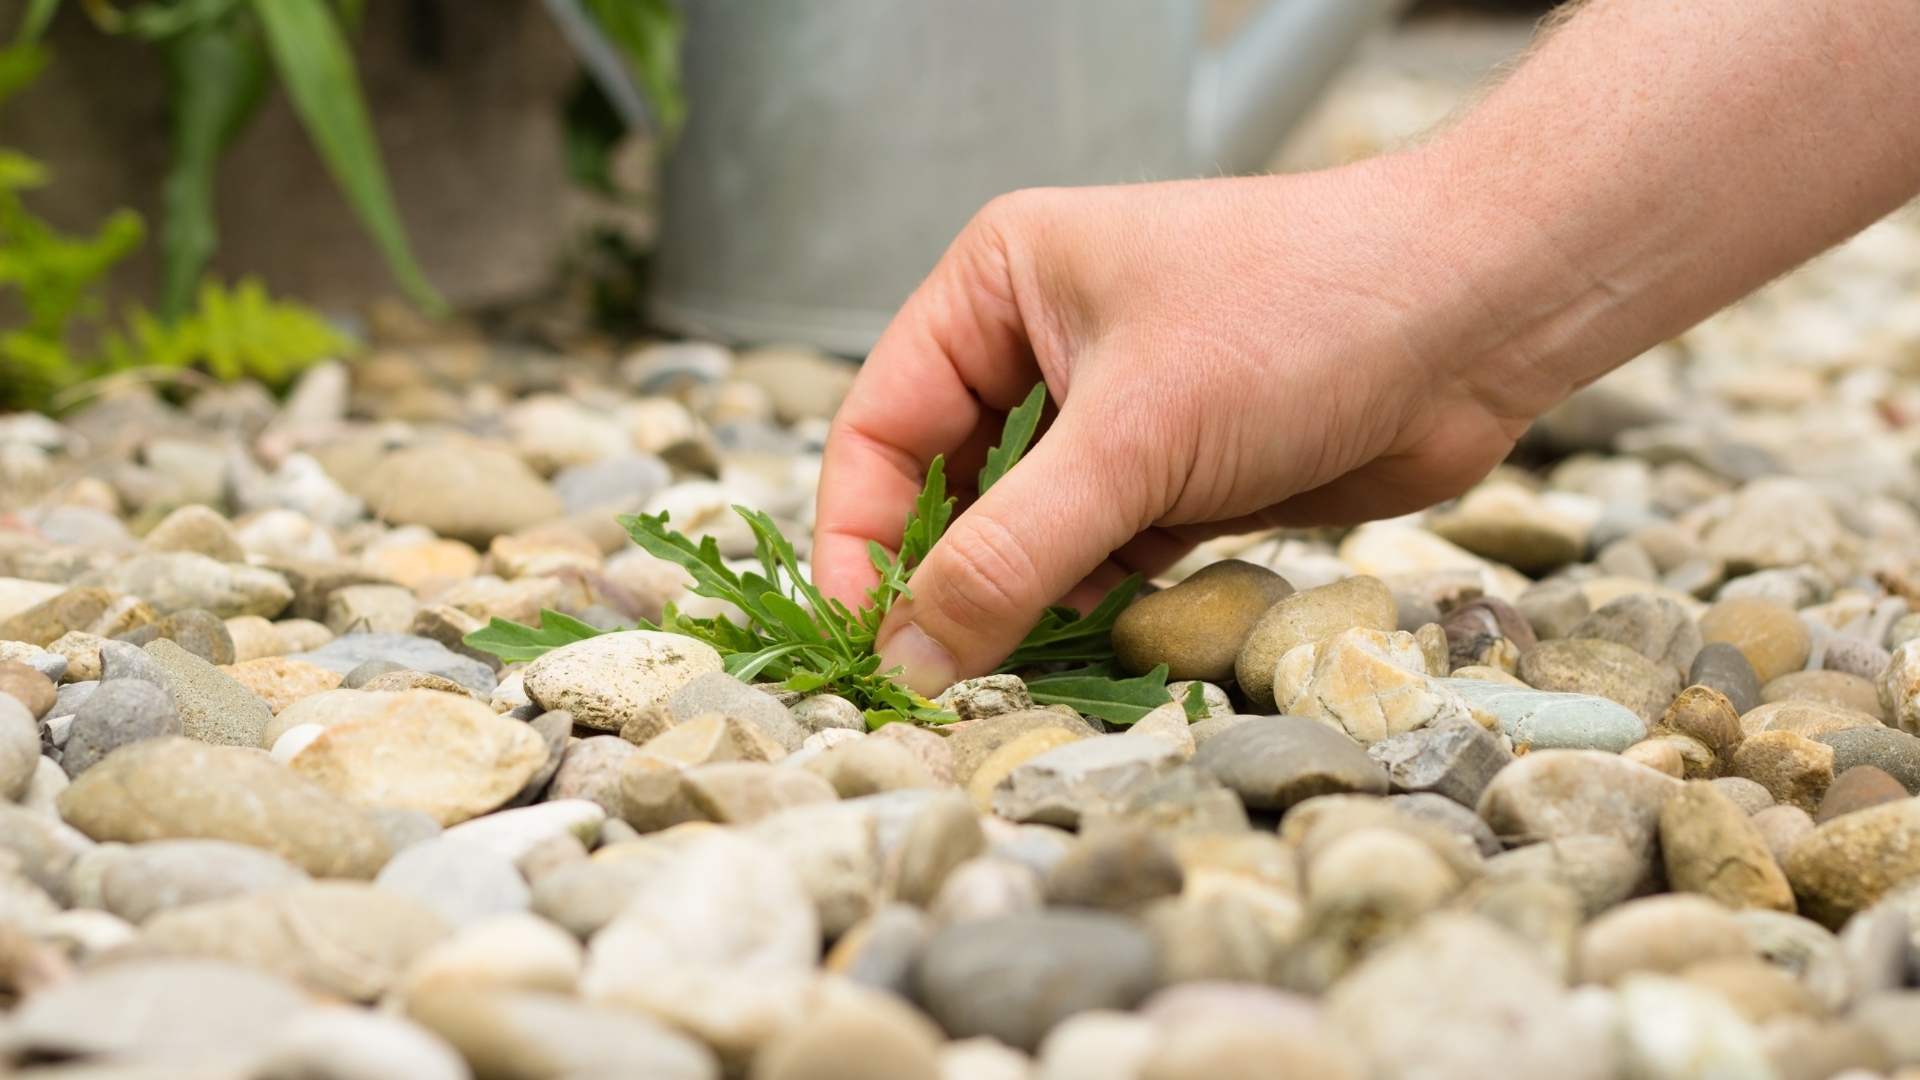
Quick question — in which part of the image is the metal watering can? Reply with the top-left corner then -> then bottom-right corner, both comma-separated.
641,0 -> 1410,355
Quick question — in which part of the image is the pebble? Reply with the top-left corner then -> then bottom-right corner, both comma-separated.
1234,574 -> 1398,711
992,733 -> 1185,827
1879,639 -> 1920,734
531,856 -> 662,939
1740,698 -> 1880,738
929,855 -> 1046,925
0,586 -> 120,647
664,671 -> 810,750
254,1006 -> 473,1080
915,911 -> 1159,1051
1043,826 -> 1183,912
1709,775 -> 1776,814
1517,637 -> 1681,725
1576,893 -> 1753,984
1194,714 -> 1387,811
1565,592 -> 1701,675
0,659 -> 55,718
1825,635 -> 1892,682
282,689 -> 549,825
1658,780 -> 1795,911
46,630 -> 108,681
1273,627 -> 1479,744
1815,723 -> 1920,794
218,654 -> 343,713
936,674 -> 1036,720
289,631 -> 497,695
1698,598 -> 1812,684
870,720 -> 958,783
1731,729 -> 1834,813
376,838 -> 531,930
894,790 -> 987,907
1447,678 -> 1647,752
143,637 -> 273,747
407,986 -> 718,1080
1688,641 -> 1764,716
1615,973 -> 1775,1079
133,606 -> 236,665
1751,804 -> 1816,865
792,693 -> 866,733
1785,796 -> 1920,928
1426,482 -> 1589,574
521,630 -> 724,732
685,761 -> 838,823
1326,913 -> 1611,1080
142,881 -> 449,1000
947,709 -> 1099,788
751,800 -> 880,936
6,957 -> 309,1062
753,985 -> 943,1080
91,551 -> 294,619
94,838 -> 309,924
546,734 -> 635,817
100,638 -> 172,689
441,800 -> 608,862
57,736 -> 391,878
57,677 -> 182,777
1478,750 -> 1681,889
356,443 -> 567,545
1761,670 -> 1885,720
1816,764 -> 1910,822
1110,559 -> 1293,681
808,736 -> 936,797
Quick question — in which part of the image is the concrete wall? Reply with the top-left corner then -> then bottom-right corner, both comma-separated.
0,0 -> 580,315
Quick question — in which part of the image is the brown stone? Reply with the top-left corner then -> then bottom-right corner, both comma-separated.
1112,560 -> 1294,682
262,560 -> 397,622
1816,766 -> 1910,824
1658,781 -> 1795,911
943,709 -> 1099,788
1784,796 -> 1920,927
1234,575 -> 1398,711
1759,672 -> 1886,723
1732,731 -> 1835,814
1650,685 -> 1745,779
218,656 -> 344,714
0,587 -> 117,647
1698,599 -> 1812,684
0,661 -> 55,719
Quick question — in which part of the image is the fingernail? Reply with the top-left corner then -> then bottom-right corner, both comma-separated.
878,621 -> 959,698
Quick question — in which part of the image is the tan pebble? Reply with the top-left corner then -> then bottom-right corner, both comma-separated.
1698,599 -> 1811,684
1622,740 -> 1685,778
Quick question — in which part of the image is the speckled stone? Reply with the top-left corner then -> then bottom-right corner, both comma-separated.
1517,638 -> 1681,726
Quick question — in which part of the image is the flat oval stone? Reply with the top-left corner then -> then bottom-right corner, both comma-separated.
1699,599 -> 1811,684
1445,678 -> 1647,752
522,631 -> 724,732
1815,766 -> 1909,824
915,911 -> 1159,1051
1785,797 -> 1920,928
1689,642 -> 1763,717
1740,699 -> 1881,739
1760,671 -> 1884,721
1565,593 -> 1700,675
1658,781 -> 1794,911
1517,638 -> 1681,726
1112,560 -> 1294,682
1192,715 -> 1387,811
1814,725 -> 1920,795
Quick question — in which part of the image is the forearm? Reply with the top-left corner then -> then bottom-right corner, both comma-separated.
1407,0 -> 1920,418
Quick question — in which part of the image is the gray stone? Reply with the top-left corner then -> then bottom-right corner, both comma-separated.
144,638 -> 272,748
531,856 -> 664,939
53,679 -> 97,717
503,708 -> 573,809
946,710 -> 1102,787
1565,593 -> 1701,675
88,551 -> 294,619
343,657 -> 409,688
1710,775 -> 1777,814
659,672 -> 810,753
0,800 -> 91,902
1689,642 -> 1764,716
365,806 -> 443,855
375,838 -> 531,930
1515,577 -> 1592,641
289,632 -> 497,695
834,902 -> 932,997
792,693 -> 866,733
992,734 -> 1185,828
1517,638 -> 1682,726
552,453 -> 673,514
935,674 -> 1035,721
1826,635 -> 1893,682
1815,724 -> 1920,795
546,733 -> 634,817
1485,834 -> 1645,918
894,790 -> 986,907
137,607 -> 236,665
254,1006 -> 473,1080
1450,679 -> 1649,752
97,839 -> 309,924
1044,826 -> 1183,912
61,678 -> 182,777
356,444 -> 567,547
1368,719 -> 1513,806
1193,715 -> 1387,811
6,958 -> 309,1062
750,799 -> 882,937
916,911 -> 1160,1051
1077,764 -> 1251,837
1389,792 -> 1504,857
99,639 -> 172,690
1477,750 -> 1683,890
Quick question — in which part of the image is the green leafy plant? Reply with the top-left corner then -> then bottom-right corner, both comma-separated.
466,385 -> 1207,728
45,0 -> 441,318
577,0 -> 684,143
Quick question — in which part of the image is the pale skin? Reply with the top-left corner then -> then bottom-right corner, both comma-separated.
813,0 -> 1920,697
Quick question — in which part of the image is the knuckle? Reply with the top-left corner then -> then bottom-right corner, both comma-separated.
924,518 -> 1039,633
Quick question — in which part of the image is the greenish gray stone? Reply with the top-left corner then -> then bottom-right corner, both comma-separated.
1445,678 -> 1648,752
143,639 -> 272,748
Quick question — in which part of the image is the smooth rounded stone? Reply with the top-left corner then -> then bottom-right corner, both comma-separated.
1622,739 -> 1685,777
367,806 -> 445,858
936,1037 -> 1035,1080
1517,577 -> 1594,642
254,1006 -> 473,1080
6,957 -> 310,1062
1111,559 -> 1294,681
1878,639 -> 1920,736
546,735 -> 635,818
1784,797 -> 1920,928
1751,805 -> 1815,866
1326,913 -> 1612,1080
272,617 -> 334,654
1815,724 -> 1920,794
1187,713 -> 1256,750
915,911 -> 1159,1051
1679,956 -> 1814,1023
1659,781 -> 1794,911
946,710 -> 1099,788
143,638 -> 273,748
0,660 -> 56,718
1445,678 -> 1647,752
792,693 -> 865,734
358,668 -> 478,698
1517,637 -> 1681,726
680,761 -> 835,825
47,630 -> 109,682
1389,792 -> 1504,857
100,638 -> 172,690
96,838 -> 309,924
0,698 -> 35,803
0,586 -> 121,647
1709,776 -> 1776,815
1485,834 -> 1649,919
343,657 -> 409,688
824,903 -> 933,998
868,721 -> 957,784
1042,826 -> 1183,913
754,989 -> 943,1080
442,801 -> 607,864
531,855 -> 665,940
1478,749 -> 1682,873
550,451 -> 673,514
63,679 -> 178,780
375,838 -> 532,930
1273,628 -> 1478,744
1076,762 -> 1249,837
1648,685 -> 1745,779
1031,1010 -> 1157,1080
808,737 -> 934,798
16,758 -> 72,821
894,790 -> 986,907
407,987 -> 718,1080
1826,635 -> 1892,682
1192,715 -> 1387,812
1296,827 -> 1464,986
991,735 -> 1185,828
1576,893 -> 1752,984
357,443 -> 566,546
1699,598 -> 1812,684
1615,973 -> 1775,1080
0,798 -> 92,900
1426,482 -> 1588,574
216,655 -> 342,714
1689,642 -> 1764,716
1566,592 -> 1702,675
137,607 -> 237,666
141,503 -> 244,562
1471,877 -> 1584,981
521,631 -> 723,733
56,737 -> 391,879
659,671 -> 809,750
749,800 -> 882,937
934,674 -> 1036,721
1817,765 -> 1910,823
288,632 -> 496,695
1234,575 -> 1397,711
929,856 -> 1046,925
144,881 -> 450,1001
1761,671 -> 1886,722
88,551 -> 293,621
1732,730 -> 1834,814
1141,1016 -> 1362,1080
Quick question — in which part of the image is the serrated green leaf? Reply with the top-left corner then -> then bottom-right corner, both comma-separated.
250,0 -> 443,314
897,455 -> 951,572
997,573 -> 1141,672
1025,662 -> 1174,725
979,382 -> 1046,493
462,608 -> 611,663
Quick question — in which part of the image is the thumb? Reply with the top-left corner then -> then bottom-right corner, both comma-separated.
875,404 -> 1153,695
